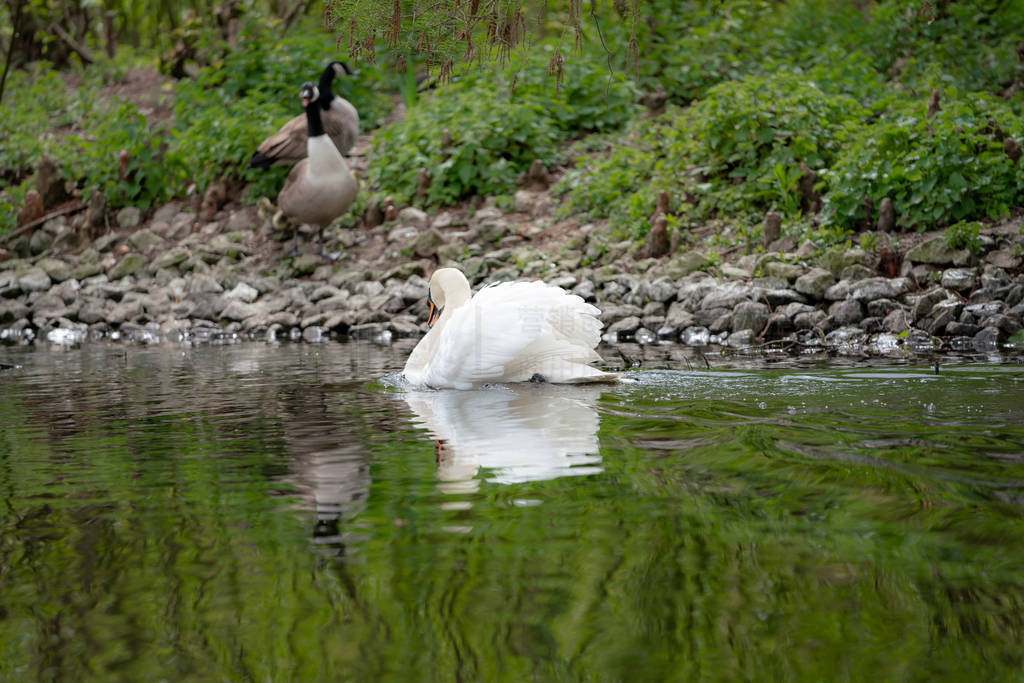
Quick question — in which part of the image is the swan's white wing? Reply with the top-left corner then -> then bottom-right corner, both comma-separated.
421,282 -> 605,388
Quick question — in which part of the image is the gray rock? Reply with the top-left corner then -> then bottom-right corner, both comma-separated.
411,229 -> 444,258
225,282 -> 259,303
906,236 -> 969,266
108,253 -> 146,280
225,207 -> 258,232
765,261 -> 803,282
355,280 -> 385,297
850,277 -> 910,302
599,304 -> 643,325
752,276 -> 788,291
107,299 -> 143,324
636,277 -> 677,303
782,302 -> 815,317
607,316 -> 642,337
946,321 -> 980,337
663,251 -> 706,279
727,329 -> 756,347
829,299 -> 864,326
761,289 -> 807,307
980,314 -> 1021,336
964,302 -> 1004,318
513,190 -> 553,217
694,306 -> 729,328
187,273 -> 224,294
911,288 -> 947,321
824,326 -> 866,345
839,264 -> 874,282
398,207 -> 430,230
140,292 -> 171,317
572,279 -> 596,301
794,309 -> 828,330
984,249 -> 1022,270
700,282 -> 753,310
309,285 -> 343,302
867,298 -> 899,318
940,268 -> 977,293
37,258 -> 72,283
824,280 -> 851,301
709,312 -> 732,333
18,268 -> 51,292
151,247 -> 190,271
794,267 -> 836,300
973,326 -> 1004,348
221,300 -> 266,322
731,301 -> 769,333
820,247 -> 876,276
71,261 -> 104,280
128,228 -> 165,251
681,326 -> 711,346
0,300 -> 29,323
906,263 -> 936,287
186,293 -> 227,320
925,307 -> 955,335
399,277 -> 429,306
291,254 -> 323,276
116,207 -> 142,229
763,311 -> 795,340
643,301 -> 667,318
930,298 -> 963,320
720,264 -> 751,279
76,301 -> 108,324
881,309 -> 910,333
664,302 -> 695,330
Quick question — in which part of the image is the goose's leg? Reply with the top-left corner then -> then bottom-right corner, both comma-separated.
317,225 -> 325,257
290,224 -> 300,257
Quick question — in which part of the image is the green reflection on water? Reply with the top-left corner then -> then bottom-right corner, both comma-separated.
0,345 -> 1022,680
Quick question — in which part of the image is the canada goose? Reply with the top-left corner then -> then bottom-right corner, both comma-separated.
276,81 -> 358,255
249,61 -> 359,168
403,268 -> 619,389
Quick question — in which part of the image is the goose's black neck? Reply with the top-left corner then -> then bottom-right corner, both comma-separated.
305,99 -> 326,138
317,65 -> 337,111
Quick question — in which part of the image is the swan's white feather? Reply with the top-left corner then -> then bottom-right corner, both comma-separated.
404,279 -> 615,389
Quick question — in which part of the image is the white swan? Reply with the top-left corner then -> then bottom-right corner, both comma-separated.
402,268 -> 617,389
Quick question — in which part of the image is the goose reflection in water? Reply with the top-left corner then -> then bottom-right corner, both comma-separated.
403,383 -> 606,494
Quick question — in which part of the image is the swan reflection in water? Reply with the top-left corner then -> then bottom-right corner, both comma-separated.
403,383 -> 607,494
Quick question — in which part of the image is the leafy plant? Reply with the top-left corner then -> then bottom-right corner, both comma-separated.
823,91 -> 1024,231
558,72 -> 863,236
369,52 -> 634,207
943,221 -> 983,256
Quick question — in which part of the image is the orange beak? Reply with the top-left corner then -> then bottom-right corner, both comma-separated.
427,298 -> 442,326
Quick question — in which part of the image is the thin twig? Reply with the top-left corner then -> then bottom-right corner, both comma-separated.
0,0 -> 26,105
0,201 -> 86,245
49,22 -> 94,64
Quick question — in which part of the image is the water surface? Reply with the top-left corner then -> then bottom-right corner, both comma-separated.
1,342 -> 1023,680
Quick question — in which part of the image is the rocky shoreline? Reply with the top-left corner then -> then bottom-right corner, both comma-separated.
2,194 -> 1023,359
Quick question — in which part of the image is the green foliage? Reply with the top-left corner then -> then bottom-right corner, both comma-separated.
559,72 -> 863,235
60,97 -> 176,209
0,67 -> 75,174
823,92 -> 1024,231
369,53 -> 636,206
508,49 -> 638,133
944,220 -> 983,256
0,14 -> 395,234
370,87 -> 559,205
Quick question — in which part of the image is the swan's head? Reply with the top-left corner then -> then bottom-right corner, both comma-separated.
426,268 -> 471,326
